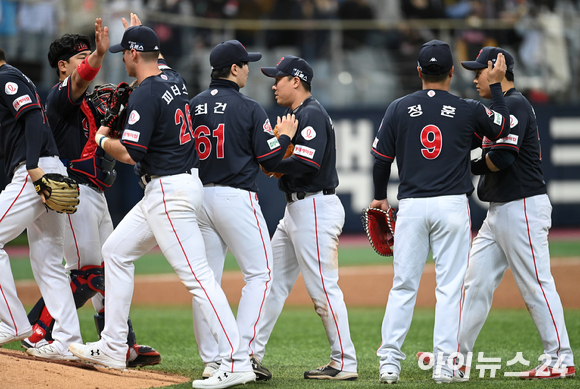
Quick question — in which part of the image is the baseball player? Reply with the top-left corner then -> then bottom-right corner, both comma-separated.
253,55 -> 359,381
456,47 -> 575,379
189,40 -> 298,381
68,23 -> 256,389
0,47 -> 82,359
21,17 -> 160,367
370,40 -> 510,384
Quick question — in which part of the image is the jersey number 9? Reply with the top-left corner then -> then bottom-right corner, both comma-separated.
420,125 -> 442,160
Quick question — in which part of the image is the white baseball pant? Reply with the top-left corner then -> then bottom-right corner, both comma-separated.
459,194 -> 574,367
98,170 -> 251,372
253,193 -> 357,373
193,185 -> 273,363
378,195 -> 470,376
0,157 -> 82,353
64,185 -> 113,312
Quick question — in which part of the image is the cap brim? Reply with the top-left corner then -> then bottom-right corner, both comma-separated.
109,43 -> 125,53
461,60 -> 487,71
245,52 -> 262,62
261,67 -> 287,78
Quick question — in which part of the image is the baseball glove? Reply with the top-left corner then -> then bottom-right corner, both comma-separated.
87,83 -> 116,123
101,81 -> 134,138
33,174 -> 80,214
361,207 -> 396,256
261,125 -> 294,179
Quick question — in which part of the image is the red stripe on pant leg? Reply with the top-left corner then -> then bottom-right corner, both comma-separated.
0,175 -> 30,335
524,198 -> 561,356
313,198 -> 345,370
247,192 -> 271,354
67,214 -> 82,269
454,197 -> 471,376
160,180 -> 235,370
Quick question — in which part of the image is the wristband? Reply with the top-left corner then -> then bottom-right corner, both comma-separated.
77,58 -> 101,81
96,134 -> 109,149
471,157 -> 492,175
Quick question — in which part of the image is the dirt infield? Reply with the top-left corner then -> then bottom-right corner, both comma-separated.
0,349 -> 189,389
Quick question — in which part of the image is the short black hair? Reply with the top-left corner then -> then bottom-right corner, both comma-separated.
47,34 -> 91,77
422,66 -> 450,83
286,75 -> 311,92
0,47 -> 5,62
211,61 -> 246,80
140,51 -> 160,62
506,71 -> 514,82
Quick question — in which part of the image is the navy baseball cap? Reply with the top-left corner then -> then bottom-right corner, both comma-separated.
461,46 -> 515,74
417,40 -> 454,75
109,26 -> 160,53
261,55 -> 313,85
210,40 -> 262,70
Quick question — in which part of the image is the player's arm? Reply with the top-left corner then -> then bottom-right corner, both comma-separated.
95,125 -> 135,164
70,18 -> 109,101
471,149 -> 517,174
370,158 -> 392,211
21,110 -> 50,198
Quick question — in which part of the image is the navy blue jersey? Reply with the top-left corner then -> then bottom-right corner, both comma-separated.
190,79 -> 278,192
121,62 -> 196,176
279,96 -> 339,193
372,88 -> 508,200
475,88 -> 546,202
0,64 -> 57,177
45,76 -> 105,186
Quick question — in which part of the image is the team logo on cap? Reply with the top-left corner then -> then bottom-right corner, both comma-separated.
129,41 -> 144,51
430,57 -> 437,62
292,68 -> 307,82
5,82 -> 18,95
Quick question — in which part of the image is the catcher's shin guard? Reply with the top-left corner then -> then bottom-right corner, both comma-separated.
94,311 -> 161,367
70,265 -> 105,308
26,298 -> 55,343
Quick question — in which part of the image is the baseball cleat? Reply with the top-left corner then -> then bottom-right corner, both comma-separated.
192,370 -> 256,388
304,364 -> 358,381
416,351 -> 432,365
0,328 -> 32,347
432,372 -> 453,384
69,342 -> 126,370
26,343 -> 80,361
250,354 -> 272,381
127,343 -> 161,367
21,337 -> 49,350
453,366 -> 469,382
519,365 -> 575,379
202,361 -> 221,379
380,371 -> 399,384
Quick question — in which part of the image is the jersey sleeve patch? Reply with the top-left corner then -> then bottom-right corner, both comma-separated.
128,110 -> 140,125
122,129 -> 140,142
267,136 -> 280,150
5,82 -> 18,95
373,137 -> 379,148
263,118 -> 273,134
495,134 -> 518,145
294,144 -> 315,159
12,94 -> 32,110
510,114 -> 519,128
301,126 -> 316,140
493,111 -> 502,126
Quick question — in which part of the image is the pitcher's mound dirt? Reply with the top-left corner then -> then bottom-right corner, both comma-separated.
0,349 -> 190,389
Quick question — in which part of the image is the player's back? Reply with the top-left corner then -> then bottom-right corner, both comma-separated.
390,89 -> 479,199
478,89 -> 546,202
124,67 -> 196,176
190,80 -> 270,191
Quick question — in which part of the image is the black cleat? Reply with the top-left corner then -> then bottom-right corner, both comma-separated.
304,365 -> 358,381
251,354 -> 272,381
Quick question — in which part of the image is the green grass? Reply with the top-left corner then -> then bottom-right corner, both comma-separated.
8,239 -> 579,281
4,307 -> 578,388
